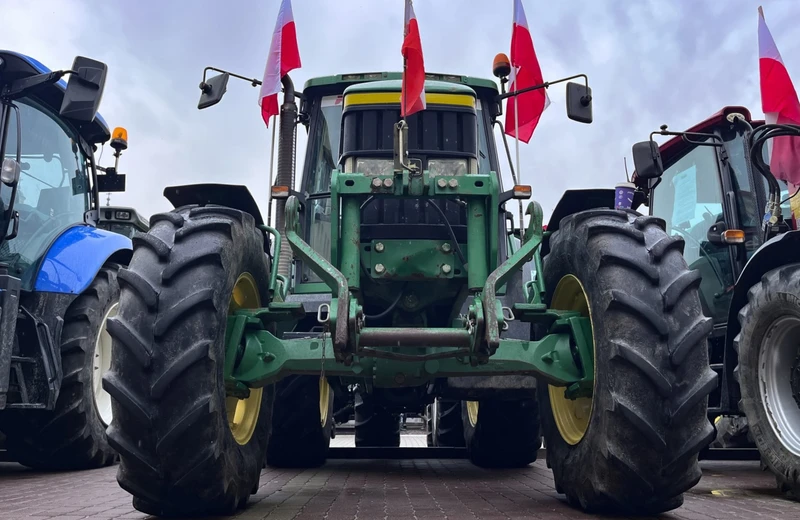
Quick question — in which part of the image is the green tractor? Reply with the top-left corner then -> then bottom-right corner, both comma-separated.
630,107 -> 800,498
103,63 -> 716,517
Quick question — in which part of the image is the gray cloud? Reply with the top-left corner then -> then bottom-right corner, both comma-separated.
2,0 -> 799,223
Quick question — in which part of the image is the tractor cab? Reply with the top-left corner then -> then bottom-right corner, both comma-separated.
293,73 -> 507,293
633,107 -> 793,324
0,51 -> 128,289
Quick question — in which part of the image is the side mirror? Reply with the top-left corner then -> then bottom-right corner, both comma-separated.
632,140 -> 664,180
60,56 -> 108,122
198,73 -> 230,110
1,158 -> 21,187
566,82 -> 592,124
706,221 -> 726,245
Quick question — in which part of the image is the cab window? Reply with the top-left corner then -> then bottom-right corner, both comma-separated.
651,141 -> 734,323
1,97 -> 91,288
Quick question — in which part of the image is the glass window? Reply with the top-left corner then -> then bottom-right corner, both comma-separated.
1,98 -> 91,288
652,141 -> 734,323
301,95 -> 342,283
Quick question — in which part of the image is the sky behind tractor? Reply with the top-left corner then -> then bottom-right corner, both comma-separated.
3,0 -> 799,222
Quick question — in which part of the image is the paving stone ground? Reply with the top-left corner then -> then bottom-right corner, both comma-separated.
1,435 -> 799,520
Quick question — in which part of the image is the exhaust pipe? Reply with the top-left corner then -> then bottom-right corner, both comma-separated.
274,75 -> 297,279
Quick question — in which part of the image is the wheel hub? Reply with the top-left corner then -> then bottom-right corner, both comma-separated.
758,315 -> 800,456
226,273 -> 263,446
93,302 -> 119,427
548,274 -> 595,446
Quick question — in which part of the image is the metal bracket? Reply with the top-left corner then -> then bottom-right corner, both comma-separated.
285,195 -> 350,362
482,200 -> 544,356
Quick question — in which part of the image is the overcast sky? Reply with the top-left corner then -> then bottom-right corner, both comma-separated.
3,0 -> 799,223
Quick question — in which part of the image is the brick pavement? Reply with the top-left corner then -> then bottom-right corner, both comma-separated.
1,444 -> 799,520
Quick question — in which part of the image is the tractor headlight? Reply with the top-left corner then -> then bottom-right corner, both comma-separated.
355,158 -> 394,176
428,158 -> 468,176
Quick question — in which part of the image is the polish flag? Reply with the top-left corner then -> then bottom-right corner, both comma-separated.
758,6 -> 800,187
259,0 -> 301,127
504,0 -> 550,144
401,0 -> 426,117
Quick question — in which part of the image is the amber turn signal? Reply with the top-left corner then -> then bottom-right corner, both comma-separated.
271,185 -> 290,200
512,185 -> 532,199
722,229 -> 745,244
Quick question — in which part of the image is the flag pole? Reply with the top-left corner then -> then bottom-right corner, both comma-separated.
512,0 -> 522,229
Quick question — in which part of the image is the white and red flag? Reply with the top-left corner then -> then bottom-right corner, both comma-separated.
504,0 -> 549,143
259,0 -> 301,127
401,0 -> 426,117
758,6 -> 800,186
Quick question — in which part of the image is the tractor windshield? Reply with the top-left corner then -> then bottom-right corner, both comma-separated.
1,97 -> 92,288
651,139 -> 734,323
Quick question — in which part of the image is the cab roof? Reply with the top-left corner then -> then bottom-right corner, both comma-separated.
343,79 -> 476,96
303,71 -> 498,103
0,50 -> 111,145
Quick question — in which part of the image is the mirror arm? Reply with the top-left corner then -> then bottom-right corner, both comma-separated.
200,66 -> 303,100
649,126 -> 724,147
3,70 -> 69,100
496,73 -> 591,105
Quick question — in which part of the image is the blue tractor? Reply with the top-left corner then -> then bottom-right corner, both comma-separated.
0,50 -> 136,470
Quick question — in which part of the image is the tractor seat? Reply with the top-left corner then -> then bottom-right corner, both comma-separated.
36,186 -> 74,216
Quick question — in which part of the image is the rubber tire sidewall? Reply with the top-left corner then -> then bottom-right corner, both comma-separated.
735,263 -> 800,498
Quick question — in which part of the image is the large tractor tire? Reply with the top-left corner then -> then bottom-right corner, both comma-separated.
103,206 -> 273,517
734,262 -> 800,500
266,375 -> 334,468
426,398 -> 465,447
0,264 -> 120,470
461,399 -> 541,467
354,391 -> 400,447
539,209 -> 716,515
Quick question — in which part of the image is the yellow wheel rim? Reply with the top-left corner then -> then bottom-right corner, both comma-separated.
319,379 -> 331,426
466,401 -> 479,427
226,273 -> 263,446
548,274 -> 595,446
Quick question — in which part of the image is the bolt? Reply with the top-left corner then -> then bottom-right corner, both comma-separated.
371,177 -> 382,188
437,178 -> 447,188
383,178 -> 394,188
394,373 -> 406,384
448,178 -> 459,188
404,293 -> 419,308
375,242 -> 385,253
374,263 -> 386,274
441,264 -> 452,274
442,243 -> 452,253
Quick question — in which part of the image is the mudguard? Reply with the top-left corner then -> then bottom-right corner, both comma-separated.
725,230 -> 800,351
34,225 -> 132,294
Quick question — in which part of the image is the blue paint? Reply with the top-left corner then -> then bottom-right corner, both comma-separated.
0,49 -> 110,134
34,225 -> 131,294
